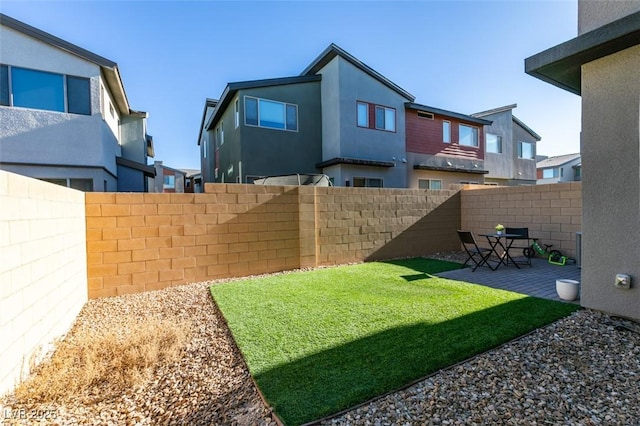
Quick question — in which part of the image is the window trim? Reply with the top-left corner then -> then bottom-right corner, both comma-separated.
234,98 -> 239,128
243,95 -> 298,132
356,101 -> 369,128
517,141 -> 536,159
353,176 -> 384,188
374,105 -> 396,132
443,120 -> 451,143
486,133 -> 502,154
418,178 -> 443,190
458,124 -> 479,147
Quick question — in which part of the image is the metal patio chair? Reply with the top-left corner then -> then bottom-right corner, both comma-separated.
457,230 -> 495,271
505,227 -> 533,267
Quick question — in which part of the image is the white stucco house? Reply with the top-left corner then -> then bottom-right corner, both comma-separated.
0,14 -> 154,191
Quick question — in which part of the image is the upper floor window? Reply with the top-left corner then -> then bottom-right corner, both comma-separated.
518,141 -> 535,159
234,99 -> 239,128
357,101 -> 395,132
0,64 -> 90,115
443,121 -> 451,143
574,166 -> 581,179
163,175 -> 175,189
357,102 -> 368,127
375,106 -> 395,132
459,124 -> 478,147
244,96 -> 298,131
542,168 -> 558,178
486,133 -> 502,153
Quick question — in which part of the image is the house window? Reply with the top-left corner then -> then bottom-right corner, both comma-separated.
443,121 -> 451,143
542,168 -> 558,178
234,99 -> 239,128
375,106 -> 395,131
357,102 -> 368,127
40,178 -> 93,191
163,175 -> 175,189
244,96 -> 298,131
574,166 -> 581,179
517,141 -> 535,159
486,133 -> 502,154
353,177 -> 383,188
203,135 -> 208,159
1,65 -> 92,115
459,124 -> 479,147
418,179 -> 442,190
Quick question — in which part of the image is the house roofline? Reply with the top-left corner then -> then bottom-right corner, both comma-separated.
525,10 -> 640,95
413,164 -> 489,175
0,13 -> 135,115
301,43 -> 415,102
406,103 -> 492,126
316,157 -> 395,169
513,115 -> 541,141
472,103 -> 518,118
197,98 -> 218,146
205,75 -> 322,131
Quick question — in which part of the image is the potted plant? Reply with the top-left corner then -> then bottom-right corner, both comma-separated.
495,224 -> 505,235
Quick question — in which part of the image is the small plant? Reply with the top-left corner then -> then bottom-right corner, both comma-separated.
495,224 -> 505,232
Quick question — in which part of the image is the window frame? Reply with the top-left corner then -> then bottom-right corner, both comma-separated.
374,105 -> 396,132
163,175 -> 176,189
458,124 -> 479,147
486,133 -> 502,154
353,177 -> 384,188
517,141 -> 536,159
234,98 -> 240,128
243,95 -> 298,132
443,120 -> 451,143
357,101 -> 369,128
418,178 -> 443,190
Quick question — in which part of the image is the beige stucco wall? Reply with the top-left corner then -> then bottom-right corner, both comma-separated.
578,0 -> 640,35
0,171 -> 88,397
580,44 -> 640,319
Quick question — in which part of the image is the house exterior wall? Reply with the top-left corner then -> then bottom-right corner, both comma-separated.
537,157 -> 582,184
0,171 -> 87,397
512,122 -> 538,184
578,0 -> 640,34
481,109 -> 514,181
407,168 -> 485,189
210,81 -> 322,184
581,44 -> 640,319
0,20 -> 150,192
200,106 -> 215,184
316,56 -> 409,188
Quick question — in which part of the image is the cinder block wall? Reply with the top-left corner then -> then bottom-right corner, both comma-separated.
460,182 -> 582,258
0,171 -> 87,397
86,184 -> 462,298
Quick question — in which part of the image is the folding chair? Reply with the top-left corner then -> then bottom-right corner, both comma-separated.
505,227 -> 533,267
457,230 -> 495,271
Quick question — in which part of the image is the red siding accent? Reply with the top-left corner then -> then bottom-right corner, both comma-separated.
405,110 -> 484,160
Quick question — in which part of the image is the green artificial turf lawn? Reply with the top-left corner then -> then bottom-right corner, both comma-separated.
210,258 -> 580,425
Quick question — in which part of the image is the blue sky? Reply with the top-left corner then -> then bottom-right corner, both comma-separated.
1,1 -> 581,170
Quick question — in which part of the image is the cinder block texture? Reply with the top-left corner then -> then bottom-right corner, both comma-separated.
85,184 -> 463,298
0,171 -> 87,397
460,183 -> 582,258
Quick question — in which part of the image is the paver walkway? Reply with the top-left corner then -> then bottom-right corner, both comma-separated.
435,257 -> 581,303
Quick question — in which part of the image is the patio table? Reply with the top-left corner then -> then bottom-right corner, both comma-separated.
479,233 -> 521,270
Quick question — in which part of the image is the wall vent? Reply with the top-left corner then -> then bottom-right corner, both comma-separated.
417,111 -> 434,120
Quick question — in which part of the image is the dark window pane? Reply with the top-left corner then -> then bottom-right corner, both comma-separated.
69,178 -> 93,191
375,107 -> 384,129
67,76 -> 91,115
286,104 -> 297,131
0,65 -> 8,106
245,97 -> 258,126
12,67 -> 64,112
259,99 -> 285,129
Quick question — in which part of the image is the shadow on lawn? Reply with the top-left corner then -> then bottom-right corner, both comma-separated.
254,296 -> 579,426
382,257 -> 464,282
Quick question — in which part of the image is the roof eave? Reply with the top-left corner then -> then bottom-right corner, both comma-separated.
525,11 -> 640,96
302,43 -> 415,102
406,102 -> 492,126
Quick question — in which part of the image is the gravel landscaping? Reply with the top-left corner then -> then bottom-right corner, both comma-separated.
2,254 -> 639,425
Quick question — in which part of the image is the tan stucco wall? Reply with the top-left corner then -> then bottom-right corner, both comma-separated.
578,0 -> 640,35
0,171 -> 87,397
580,44 -> 640,319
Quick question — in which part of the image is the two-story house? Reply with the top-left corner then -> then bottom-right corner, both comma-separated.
471,104 -> 540,186
200,44 -> 542,189
536,153 -> 581,184
0,14 -> 154,192
405,103 -> 492,189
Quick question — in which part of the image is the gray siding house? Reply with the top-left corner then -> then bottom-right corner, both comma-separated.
202,44 -> 413,188
0,14 -> 154,192
536,153 -> 581,184
472,104 -> 540,186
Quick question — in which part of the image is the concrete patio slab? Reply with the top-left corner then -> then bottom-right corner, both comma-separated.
435,257 -> 582,303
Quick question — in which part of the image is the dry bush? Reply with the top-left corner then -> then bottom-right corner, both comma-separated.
13,317 -> 190,404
